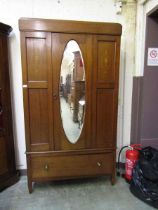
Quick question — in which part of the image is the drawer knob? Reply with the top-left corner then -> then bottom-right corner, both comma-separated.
44,164 -> 49,171
97,162 -> 101,167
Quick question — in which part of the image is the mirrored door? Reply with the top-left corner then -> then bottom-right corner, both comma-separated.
52,33 -> 92,150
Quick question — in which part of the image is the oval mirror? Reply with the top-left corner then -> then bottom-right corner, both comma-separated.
60,40 -> 86,144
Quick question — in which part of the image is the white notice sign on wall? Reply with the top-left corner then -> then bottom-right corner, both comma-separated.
147,48 -> 158,66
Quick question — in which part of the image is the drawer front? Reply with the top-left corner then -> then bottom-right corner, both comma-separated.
31,153 -> 113,179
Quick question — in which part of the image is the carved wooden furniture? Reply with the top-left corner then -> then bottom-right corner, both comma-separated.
19,18 -> 122,193
0,22 -> 19,191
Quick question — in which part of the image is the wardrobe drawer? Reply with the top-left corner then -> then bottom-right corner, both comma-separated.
31,153 -> 113,179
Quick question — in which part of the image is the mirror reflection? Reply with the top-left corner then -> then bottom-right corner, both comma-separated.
60,40 -> 86,144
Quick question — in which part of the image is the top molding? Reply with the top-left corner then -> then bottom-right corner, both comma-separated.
19,18 -> 122,36
0,22 -> 12,35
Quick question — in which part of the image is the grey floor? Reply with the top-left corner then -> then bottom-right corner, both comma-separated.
0,176 -> 155,210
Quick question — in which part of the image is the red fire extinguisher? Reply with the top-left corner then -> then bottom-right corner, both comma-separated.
117,144 -> 141,181
125,144 -> 141,181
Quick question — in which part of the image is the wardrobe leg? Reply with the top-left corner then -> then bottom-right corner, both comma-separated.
28,179 -> 33,193
111,174 -> 116,185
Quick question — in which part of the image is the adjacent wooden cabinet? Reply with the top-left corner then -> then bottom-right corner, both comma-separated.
0,23 -> 19,191
19,18 -> 122,193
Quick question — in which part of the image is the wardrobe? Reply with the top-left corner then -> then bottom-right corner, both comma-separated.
0,22 -> 19,191
19,18 -> 122,193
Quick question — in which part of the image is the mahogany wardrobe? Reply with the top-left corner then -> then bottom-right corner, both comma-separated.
0,23 -> 19,191
19,18 -> 122,193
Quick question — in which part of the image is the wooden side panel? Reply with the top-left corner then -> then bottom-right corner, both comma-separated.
21,32 -> 53,152
92,35 -> 120,149
0,137 -> 8,175
0,35 -> 15,173
29,89 -> 49,144
96,89 -> 115,147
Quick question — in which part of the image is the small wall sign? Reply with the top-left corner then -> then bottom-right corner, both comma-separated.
147,48 -> 158,66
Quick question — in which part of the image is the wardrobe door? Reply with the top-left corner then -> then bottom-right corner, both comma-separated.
92,35 -> 121,149
52,33 -> 92,151
21,32 -> 53,152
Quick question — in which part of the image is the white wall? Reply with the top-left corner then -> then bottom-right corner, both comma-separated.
0,0 -> 135,169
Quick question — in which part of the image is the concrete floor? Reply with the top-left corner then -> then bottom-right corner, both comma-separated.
0,176 -> 155,210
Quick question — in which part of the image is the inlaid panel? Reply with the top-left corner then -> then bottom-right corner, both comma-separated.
96,89 -> 115,148
97,41 -> 116,83
29,89 -> 49,145
26,37 -> 47,81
